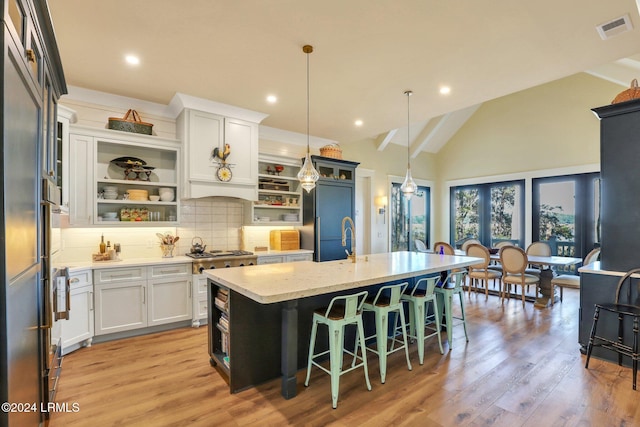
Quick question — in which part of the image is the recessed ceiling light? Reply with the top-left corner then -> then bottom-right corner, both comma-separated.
440,86 -> 451,95
125,55 -> 140,66
266,95 -> 278,104
354,119 -> 363,127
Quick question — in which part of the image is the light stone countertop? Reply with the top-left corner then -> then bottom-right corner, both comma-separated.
58,256 -> 193,273
57,249 -> 313,273
578,261 -> 640,277
204,251 -> 482,304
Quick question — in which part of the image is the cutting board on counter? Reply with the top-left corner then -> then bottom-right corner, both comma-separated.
270,230 -> 300,250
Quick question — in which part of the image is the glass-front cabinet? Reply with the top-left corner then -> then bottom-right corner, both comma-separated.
246,154 -> 303,225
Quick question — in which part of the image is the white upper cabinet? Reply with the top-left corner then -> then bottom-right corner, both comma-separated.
171,93 -> 267,201
183,110 -> 224,182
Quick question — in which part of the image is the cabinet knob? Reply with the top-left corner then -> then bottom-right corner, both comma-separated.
26,49 -> 36,63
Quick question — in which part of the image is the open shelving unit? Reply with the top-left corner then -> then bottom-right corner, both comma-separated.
247,154 -> 303,225
94,134 -> 180,225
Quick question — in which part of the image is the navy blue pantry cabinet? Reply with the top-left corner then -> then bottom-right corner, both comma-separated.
592,99 -> 640,272
300,156 -> 359,262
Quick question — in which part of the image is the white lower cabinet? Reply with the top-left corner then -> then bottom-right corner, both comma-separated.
148,276 -> 192,326
191,274 -> 208,327
61,269 -> 94,355
95,280 -> 147,335
94,263 -> 191,336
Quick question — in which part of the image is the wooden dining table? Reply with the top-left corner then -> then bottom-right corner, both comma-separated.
490,253 -> 582,307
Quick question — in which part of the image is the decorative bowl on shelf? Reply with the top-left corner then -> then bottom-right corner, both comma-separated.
149,195 -> 160,202
159,187 -> 174,202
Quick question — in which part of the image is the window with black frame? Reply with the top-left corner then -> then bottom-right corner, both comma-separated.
450,180 -> 525,249
532,172 -> 601,265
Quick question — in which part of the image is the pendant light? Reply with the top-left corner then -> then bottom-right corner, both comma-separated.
400,90 -> 418,200
297,44 -> 320,193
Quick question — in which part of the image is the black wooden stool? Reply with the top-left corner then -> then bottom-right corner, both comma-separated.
585,267 -> 640,390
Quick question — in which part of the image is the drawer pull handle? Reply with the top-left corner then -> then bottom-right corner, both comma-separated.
70,278 -> 80,283
110,273 -> 133,279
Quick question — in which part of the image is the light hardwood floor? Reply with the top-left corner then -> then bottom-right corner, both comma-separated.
50,288 -> 640,427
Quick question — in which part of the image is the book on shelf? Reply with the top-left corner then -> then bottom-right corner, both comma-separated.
216,289 -> 228,301
214,297 -> 228,311
223,355 -> 230,368
221,332 -> 229,354
217,322 -> 228,333
219,314 -> 229,329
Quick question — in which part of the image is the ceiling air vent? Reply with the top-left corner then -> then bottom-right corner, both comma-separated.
596,14 -> 633,40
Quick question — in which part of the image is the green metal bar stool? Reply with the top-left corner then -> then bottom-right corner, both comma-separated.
304,290 -> 371,408
355,282 -> 412,383
434,270 -> 469,350
401,276 -> 444,364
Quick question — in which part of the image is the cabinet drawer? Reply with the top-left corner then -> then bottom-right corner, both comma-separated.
286,253 -> 312,262
149,263 -> 190,279
69,269 -> 92,289
257,255 -> 285,265
94,266 -> 147,284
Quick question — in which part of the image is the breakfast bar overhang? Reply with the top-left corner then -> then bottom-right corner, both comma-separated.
204,251 -> 482,398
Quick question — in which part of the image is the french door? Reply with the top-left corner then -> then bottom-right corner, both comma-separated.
390,183 -> 430,251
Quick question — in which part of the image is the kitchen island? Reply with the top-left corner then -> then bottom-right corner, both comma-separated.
204,251 -> 481,398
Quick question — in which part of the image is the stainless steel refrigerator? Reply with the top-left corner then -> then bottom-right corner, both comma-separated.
1,2 -> 67,425
1,77 -> 45,426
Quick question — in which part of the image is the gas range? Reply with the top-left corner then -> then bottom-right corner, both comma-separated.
186,250 -> 254,259
188,250 -> 257,274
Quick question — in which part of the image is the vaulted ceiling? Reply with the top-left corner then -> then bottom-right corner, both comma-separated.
49,0 -> 640,155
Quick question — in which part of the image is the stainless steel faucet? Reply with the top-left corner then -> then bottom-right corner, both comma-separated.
341,216 -> 356,262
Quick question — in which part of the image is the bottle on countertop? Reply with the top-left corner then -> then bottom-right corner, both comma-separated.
99,234 -> 106,254
439,246 -> 444,255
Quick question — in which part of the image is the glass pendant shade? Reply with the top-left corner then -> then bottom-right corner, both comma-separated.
401,166 -> 417,200
298,152 -> 319,193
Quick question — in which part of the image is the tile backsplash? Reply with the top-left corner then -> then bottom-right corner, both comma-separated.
59,197 -> 247,263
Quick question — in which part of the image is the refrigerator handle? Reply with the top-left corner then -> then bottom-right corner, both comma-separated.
45,277 -> 53,329
54,269 -> 70,320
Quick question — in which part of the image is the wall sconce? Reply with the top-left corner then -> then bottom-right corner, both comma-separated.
376,196 -> 388,223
